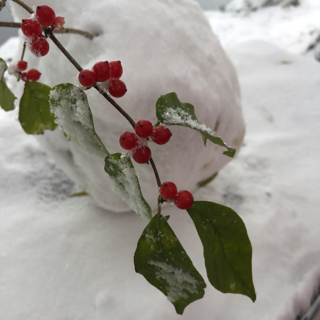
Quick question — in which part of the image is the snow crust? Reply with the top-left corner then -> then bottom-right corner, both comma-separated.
8,0 -> 245,212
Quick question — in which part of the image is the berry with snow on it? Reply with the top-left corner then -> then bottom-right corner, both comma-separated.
110,60 -> 123,78
92,61 -> 110,82
51,16 -> 65,30
20,72 -> 30,82
119,131 -> 138,150
78,69 -> 96,87
35,5 -> 56,27
17,60 -> 28,71
151,125 -> 172,145
159,181 -> 178,200
135,120 -> 153,138
27,69 -> 41,82
132,145 -> 152,164
29,36 -> 50,57
21,18 -> 42,37
108,79 -> 126,98
174,190 -> 194,210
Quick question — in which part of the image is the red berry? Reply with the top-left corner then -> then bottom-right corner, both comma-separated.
151,125 -> 172,145
110,60 -> 123,78
20,72 -> 29,82
27,69 -> 41,82
21,19 -> 42,37
159,181 -> 178,200
36,5 -> 56,27
135,120 -> 153,138
17,60 -> 28,71
78,69 -> 96,87
119,131 -> 138,150
51,16 -> 65,30
132,145 -> 152,164
108,79 -> 126,98
92,61 -> 110,82
174,190 -> 194,210
29,36 -> 50,57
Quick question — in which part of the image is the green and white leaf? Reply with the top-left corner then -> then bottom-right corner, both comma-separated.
0,58 -> 16,112
187,201 -> 256,302
104,153 -> 152,221
19,82 -> 57,134
156,92 -> 236,157
49,83 -> 108,158
134,212 -> 206,314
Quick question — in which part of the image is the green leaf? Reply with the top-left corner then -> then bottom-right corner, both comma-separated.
134,212 -> 206,314
104,153 -> 152,221
49,83 -> 109,158
19,81 -> 56,134
155,92 -> 236,157
187,201 -> 256,302
197,172 -> 219,188
0,58 -> 16,111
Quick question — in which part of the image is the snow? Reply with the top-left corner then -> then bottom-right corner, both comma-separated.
1,1 -> 320,320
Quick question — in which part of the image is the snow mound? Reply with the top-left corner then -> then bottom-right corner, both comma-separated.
9,0 -> 245,212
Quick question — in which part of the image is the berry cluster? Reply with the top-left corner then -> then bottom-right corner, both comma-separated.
119,120 -> 172,164
8,60 -> 41,82
21,68 -> 41,82
159,181 -> 194,210
21,5 -> 65,57
78,61 -> 127,98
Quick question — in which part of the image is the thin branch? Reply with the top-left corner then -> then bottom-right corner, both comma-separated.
150,158 -> 162,187
0,21 -> 95,39
11,0 -> 33,14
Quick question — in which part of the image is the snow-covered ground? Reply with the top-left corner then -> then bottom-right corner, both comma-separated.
1,1 -> 320,319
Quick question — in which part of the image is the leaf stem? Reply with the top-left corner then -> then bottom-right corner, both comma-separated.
11,0 -> 33,14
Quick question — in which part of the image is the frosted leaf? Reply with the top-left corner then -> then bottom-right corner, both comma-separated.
0,58 -> 16,112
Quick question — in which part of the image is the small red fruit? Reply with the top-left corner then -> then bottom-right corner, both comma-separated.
20,72 -> 29,82
29,36 -> 50,57
119,131 -> 138,150
21,19 -> 42,37
51,16 -> 65,30
159,181 -> 178,200
92,61 -> 110,82
36,5 -> 56,27
135,120 -> 153,138
151,125 -> 172,145
110,60 -> 123,78
27,69 -> 41,81
174,190 -> 194,210
17,60 -> 28,71
108,79 -> 126,98
132,145 -> 152,164
78,69 -> 96,87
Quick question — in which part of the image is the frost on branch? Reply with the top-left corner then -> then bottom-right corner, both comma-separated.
156,93 -> 236,157
0,58 -> 16,112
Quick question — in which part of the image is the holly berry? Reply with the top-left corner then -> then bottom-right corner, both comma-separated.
92,61 -> 110,82
132,145 -> 152,164
21,19 -> 42,37
20,72 -> 29,82
27,69 -> 41,81
151,125 -> 172,145
174,190 -> 194,210
78,69 -> 96,87
110,60 -> 123,78
36,5 -> 56,27
119,131 -> 138,150
52,16 -> 65,30
29,36 -> 50,57
17,60 -> 28,71
135,120 -> 153,138
159,181 -> 178,200
108,79 -> 127,98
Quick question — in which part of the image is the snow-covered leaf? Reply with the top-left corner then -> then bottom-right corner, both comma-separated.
19,82 -> 56,134
0,58 -> 16,112
134,212 -> 206,314
104,153 -> 152,221
49,83 -> 109,158
156,92 -> 236,157
187,201 -> 256,302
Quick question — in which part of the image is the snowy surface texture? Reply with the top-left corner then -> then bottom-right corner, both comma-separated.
1,2 -> 320,320
8,0 -> 245,213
